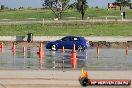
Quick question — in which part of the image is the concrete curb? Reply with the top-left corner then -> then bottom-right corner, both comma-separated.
0,36 -> 132,42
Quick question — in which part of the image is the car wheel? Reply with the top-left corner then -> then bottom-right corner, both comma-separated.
51,44 -> 57,51
77,45 -> 85,51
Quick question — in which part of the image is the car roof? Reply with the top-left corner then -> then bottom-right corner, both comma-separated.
64,36 -> 83,38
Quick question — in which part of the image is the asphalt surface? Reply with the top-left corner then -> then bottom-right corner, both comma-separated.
0,70 -> 131,88
0,47 -> 132,70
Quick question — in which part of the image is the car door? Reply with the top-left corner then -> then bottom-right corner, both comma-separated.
57,37 -> 73,49
72,37 -> 80,47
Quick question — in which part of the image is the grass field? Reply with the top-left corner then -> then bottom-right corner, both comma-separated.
0,8 -> 132,36
0,8 -> 132,19
0,23 -> 132,36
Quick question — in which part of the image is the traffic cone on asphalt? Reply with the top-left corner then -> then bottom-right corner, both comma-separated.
39,55 -> 43,67
0,42 -> 4,53
0,42 -> 4,48
0,48 -> 3,53
62,46 -> 65,53
12,42 -> 16,52
97,47 -> 99,55
23,46 -> 26,53
70,44 -> 77,69
38,42 -> 44,69
72,44 -> 76,53
39,42 -> 44,58
23,51 -> 26,58
96,47 -> 99,56
23,46 -> 26,58
125,47 -> 128,55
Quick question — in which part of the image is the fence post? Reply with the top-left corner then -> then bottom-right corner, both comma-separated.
106,16 -> 108,24
42,18 -> 44,25
92,17 -> 94,24
121,14 -> 124,21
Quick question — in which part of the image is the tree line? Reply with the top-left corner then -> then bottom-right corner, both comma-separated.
41,0 -> 88,20
0,0 -> 131,20
41,0 -> 131,20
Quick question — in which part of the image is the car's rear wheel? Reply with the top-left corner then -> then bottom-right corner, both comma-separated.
51,44 -> 57,51
77,45 -> 85,51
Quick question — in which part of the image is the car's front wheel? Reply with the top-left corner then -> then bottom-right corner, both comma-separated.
77,45 -> 85,51
51,44 -> 57,51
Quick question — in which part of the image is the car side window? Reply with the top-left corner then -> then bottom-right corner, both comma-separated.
62,37 -> 70,41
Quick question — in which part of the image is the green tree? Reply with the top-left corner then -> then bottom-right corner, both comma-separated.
76,0 -> 87,20
115,0 -> 131,18
1,5 -> 4,10
41,0 -> 70,20
116,0 -> 131,8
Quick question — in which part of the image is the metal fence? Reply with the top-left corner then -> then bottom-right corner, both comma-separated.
0,16 -> 132,25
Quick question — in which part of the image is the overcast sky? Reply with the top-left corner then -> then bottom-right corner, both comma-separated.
0,0 -> 118,8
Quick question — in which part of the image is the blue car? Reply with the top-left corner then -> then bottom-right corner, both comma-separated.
46,36 -> 90,51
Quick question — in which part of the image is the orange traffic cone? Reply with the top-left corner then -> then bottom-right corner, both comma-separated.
22,46 -> 26,60
12,42 -> 16,53
23,51 -> 26,58
23,46 -> 26,53
96,47 -> 99,58
0,42 -> 4,53
97,47 -> 99,55
125,47 -> 128,55
39,42 -> 44,58
39,56 -> 43,65
0,42 -> 4,48
62,46 -> 65,53
72,44 -> 76,53
0,47 -> 3,53
70,44 -> 77,69
38,43 -> 44,69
